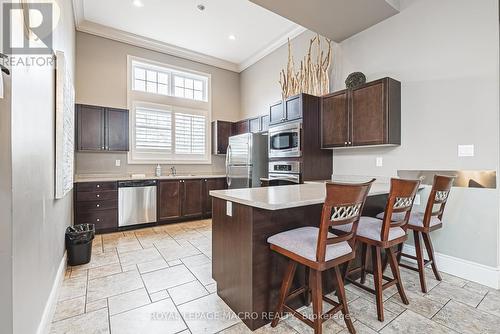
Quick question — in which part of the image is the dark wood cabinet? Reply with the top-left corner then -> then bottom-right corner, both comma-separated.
269,93 -> 310,126
249,117 -> 261,133
212,120 -> 233,155
182,179 -> 203,218
321,90 -> 349,147
74,181 -> 118,233
158,180 -> 183,221
232,120 -> 250,136
106,108 -> 129,151
203,178 -> 226,217
321,77 -> 401,148
76,104 -> 129,152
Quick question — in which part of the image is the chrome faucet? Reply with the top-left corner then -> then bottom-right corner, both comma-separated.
170,166 -> 177,176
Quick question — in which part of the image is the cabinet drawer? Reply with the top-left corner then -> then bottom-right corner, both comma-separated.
76,182 -> 117,192
75,209 -> 118,230
76,190 -> 117,202
76,200 -> 118,213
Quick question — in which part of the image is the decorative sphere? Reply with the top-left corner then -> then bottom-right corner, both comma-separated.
345,72 -> 366,89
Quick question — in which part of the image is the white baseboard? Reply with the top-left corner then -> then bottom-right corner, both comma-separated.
36,252 -> 67,334
402,244 -> 500,289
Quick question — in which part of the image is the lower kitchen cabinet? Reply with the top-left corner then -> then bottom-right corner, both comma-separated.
203,178 -> 226,217
158,180 -> 183,221
74,181 -> 118,233
183,179 -> 204,218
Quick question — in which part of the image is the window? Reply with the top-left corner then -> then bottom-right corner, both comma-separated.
128,56 -> 211,164
132,60 -> 208,101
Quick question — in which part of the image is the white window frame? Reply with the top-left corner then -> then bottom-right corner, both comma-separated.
127,56 -> 212,164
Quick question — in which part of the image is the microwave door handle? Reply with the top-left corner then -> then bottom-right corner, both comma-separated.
226,145 -> 232,187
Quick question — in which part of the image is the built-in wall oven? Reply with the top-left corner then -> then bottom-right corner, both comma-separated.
268,121 -> 301,158
268,161 -> 302,184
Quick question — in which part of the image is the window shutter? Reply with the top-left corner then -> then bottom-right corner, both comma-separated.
175,113 -> 206,155
135,107 -> 172,151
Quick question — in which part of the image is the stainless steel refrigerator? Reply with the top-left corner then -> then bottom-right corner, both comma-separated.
225,133 -> 268,189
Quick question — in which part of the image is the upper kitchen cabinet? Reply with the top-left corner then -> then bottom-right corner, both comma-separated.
212,120 -> 233,155
269,93 -> 317,125
232,119 -> 250,135
249,117 -> 261,133
76,104 -> 129,152
321,77 -> 401,148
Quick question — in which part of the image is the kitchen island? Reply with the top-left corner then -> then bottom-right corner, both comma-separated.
210,182 -> 392,330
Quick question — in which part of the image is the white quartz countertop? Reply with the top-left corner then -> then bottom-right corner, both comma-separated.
210,182 -> 392,211
74,174 -> 226,183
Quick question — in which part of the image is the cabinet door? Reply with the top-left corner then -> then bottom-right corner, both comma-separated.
269,101 -> 284,125
260,115 -> 270,132
106,108 -> 129,151
285,95 -> 302,121
232,120 -> 249,135
158,180 -> 183,221
76,104 -> 105,151
321,91 -> 349,148
212,121 -> 232,155
351,81 -> 386,145
249,117 -> 260,133
182,179 -> 203,218
203,178 -> 226,217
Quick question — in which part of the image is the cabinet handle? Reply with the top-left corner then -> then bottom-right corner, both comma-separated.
101,146 -> 104,150
344,142 -> 348,145
96,204 -> 100,208
96,194 -> 100,198
96,218 -> 100,222
96,184 -> 100,188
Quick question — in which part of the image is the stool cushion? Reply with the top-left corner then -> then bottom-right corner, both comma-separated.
334,217 -> 406,241
375,212 -> 441,228
267,226 -> 352,262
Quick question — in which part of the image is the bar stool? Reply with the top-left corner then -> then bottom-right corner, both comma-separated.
336,178 -> 420,322
268,179 -> 375,334
376,175 -> 453,293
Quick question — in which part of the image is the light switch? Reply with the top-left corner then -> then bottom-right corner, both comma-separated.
226,201 -> 233,216
458,145 -> 474,157
376,157 -> 383,167
115,159 -> 121,167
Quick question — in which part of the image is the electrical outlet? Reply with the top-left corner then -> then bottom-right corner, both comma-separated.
458,145 -> 474,157
414,194 -> 421,205
115,159 -> 121,167
226,201 -> 233,216
376,157 -> 383,167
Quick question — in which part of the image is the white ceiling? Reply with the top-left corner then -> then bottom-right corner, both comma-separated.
73,0 -> 306,72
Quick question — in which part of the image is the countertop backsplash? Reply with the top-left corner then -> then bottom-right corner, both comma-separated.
75,152 -> 226,176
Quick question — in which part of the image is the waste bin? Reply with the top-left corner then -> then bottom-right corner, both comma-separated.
66,224 -> 95,266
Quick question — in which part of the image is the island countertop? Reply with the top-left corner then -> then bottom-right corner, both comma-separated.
210,181 -> 392,210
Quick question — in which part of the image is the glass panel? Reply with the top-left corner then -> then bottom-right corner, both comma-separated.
134,79 -> 146,91
193,91 -> 203,101
134,67 -> 145,80
147,81 -> 157,93
158,72 -> 168,84
175,87 -> 184,97
194,80 -> 203,90
158,84 -> 168,95
185,89 -> 193,99
147,70 -> 157,82
184,78 -> 193,89
174,76 -> 184,87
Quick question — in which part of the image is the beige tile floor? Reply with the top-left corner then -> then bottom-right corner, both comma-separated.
51,219 -> 500,334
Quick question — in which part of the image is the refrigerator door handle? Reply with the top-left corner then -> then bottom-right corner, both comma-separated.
226,144 -> 232,187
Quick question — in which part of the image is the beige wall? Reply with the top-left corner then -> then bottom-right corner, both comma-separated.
239,0 -> 500,269
75,32 -> 240,175
8,0 -> 76,333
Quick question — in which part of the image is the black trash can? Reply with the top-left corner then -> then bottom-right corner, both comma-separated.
66,224 -> 95,266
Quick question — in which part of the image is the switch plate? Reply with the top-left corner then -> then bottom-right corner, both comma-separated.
115,159 -> 121,167
376,157 -> 383,167
226,201 -> 232,216
458,145 -> 474,157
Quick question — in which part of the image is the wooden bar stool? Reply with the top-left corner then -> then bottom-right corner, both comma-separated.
336,178 -> 420,322
377,175 -> 453,293
268,179 -> 375,334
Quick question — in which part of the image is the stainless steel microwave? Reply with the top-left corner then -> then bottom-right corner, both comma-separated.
268,121 -> 302,158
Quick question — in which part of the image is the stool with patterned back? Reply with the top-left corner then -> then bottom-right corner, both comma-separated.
267,179 -> 375,334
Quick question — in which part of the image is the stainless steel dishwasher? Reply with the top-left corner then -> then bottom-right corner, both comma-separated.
118,180 -> 157,227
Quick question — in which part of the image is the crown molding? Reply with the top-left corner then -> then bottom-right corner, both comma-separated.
71,0 -> 305,73
237,25 -> 307,72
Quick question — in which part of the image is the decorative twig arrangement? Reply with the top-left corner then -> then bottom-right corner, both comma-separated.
279,34 -> 332,99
